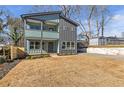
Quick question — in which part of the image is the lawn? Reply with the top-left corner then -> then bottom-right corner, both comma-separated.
0,53 -> 124,87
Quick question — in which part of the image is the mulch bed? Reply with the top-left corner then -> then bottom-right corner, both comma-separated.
0,60 -> 21,79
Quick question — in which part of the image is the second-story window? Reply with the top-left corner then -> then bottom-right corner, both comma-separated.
27,22 -> 41,30
30,25 -> 41,30
49,28 -> 54,31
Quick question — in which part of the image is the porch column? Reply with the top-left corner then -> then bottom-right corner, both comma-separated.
57,23 -> 60,54
57,40 -> 59,54
27,40 -> 30,53
23,19 -> 27,52
40,21 -> 43,54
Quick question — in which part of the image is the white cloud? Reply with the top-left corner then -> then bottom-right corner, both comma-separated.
105,13 -> 124,37
112,14 -> 124,20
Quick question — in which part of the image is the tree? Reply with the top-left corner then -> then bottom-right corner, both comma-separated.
75,6 -> 96,45
58,5 -> 77,18
93,6 -> 112,37
0,10 -> 10,43
6,17 -> 23,46
75,6 -> 112,45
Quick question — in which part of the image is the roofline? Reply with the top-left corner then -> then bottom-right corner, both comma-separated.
21,11 -> 79,26
21,11 -> 62,18
59,15 -> 79,26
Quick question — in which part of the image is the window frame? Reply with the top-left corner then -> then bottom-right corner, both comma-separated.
61,41 -> 75,50
62,42 -> 66,49
71,42 -> 75,49
67,42 -> 71,49
29,41 -> 40,50
30,41 -> 35,50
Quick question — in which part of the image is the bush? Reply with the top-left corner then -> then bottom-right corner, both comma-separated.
0,56 -> 6,64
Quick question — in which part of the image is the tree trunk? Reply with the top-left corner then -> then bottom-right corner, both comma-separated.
101,14 -> 104,37
96,19 -> 99,37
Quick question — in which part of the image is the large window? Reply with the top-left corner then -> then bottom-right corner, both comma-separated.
43,24 -> 57,31
27,22 -> 41,30
30,25 -> 41,30
62,41 -> 75,49
30,41 -> 40,50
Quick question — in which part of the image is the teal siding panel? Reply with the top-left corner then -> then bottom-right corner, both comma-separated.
43,31 -> 59,39
25,30 -> 41,37
25,30 -> 59,39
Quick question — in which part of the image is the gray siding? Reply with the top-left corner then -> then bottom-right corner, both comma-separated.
59,18 -> 77,54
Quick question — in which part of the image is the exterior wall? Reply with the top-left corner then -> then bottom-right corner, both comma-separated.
23,13 -> 77,55
87,48 -> 124,55
26,40 -> 58,55
59,18 -> 77,54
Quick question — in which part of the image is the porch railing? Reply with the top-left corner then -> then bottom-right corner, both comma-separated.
27,49 -> 48,55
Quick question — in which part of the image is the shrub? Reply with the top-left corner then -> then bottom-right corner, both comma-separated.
0,56 -> 6,64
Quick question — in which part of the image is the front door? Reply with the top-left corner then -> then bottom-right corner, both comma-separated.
48,42 -> 54,53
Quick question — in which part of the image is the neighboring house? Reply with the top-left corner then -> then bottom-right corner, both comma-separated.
89,36 -> 124,46
21,11 -> 78,55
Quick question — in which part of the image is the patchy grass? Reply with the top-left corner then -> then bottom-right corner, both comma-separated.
0,54 -> 124,87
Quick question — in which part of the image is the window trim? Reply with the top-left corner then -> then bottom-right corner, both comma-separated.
62,42 -> 66,49
70,41 -> 75,49
61,41 -> 75,50
29,41 -> 40,50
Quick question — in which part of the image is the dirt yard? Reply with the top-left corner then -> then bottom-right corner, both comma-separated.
0,53 -> 124,87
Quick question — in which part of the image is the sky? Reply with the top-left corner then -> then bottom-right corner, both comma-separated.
2,5 -> 124,37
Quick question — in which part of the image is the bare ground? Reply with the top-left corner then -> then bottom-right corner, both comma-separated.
0,53 -> 124,87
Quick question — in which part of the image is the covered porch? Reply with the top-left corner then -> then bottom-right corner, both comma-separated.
26,39 -> 59,55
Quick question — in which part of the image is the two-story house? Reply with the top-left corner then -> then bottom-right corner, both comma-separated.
21,11 -> 78,55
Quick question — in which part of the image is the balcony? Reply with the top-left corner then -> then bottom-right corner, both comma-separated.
25,30 -> 59,39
